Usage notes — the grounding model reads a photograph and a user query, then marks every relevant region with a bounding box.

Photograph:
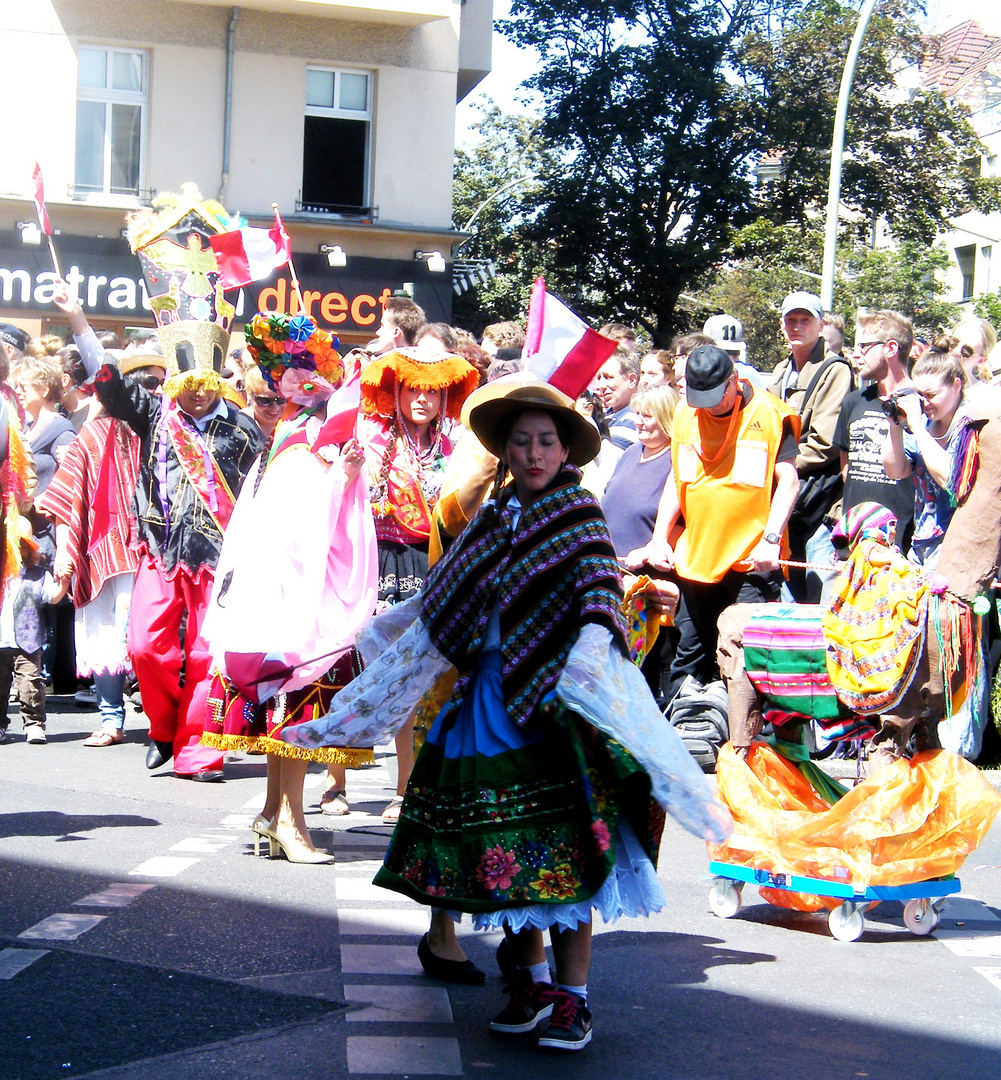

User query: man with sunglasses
[832,311,916,550]
[769,291,855,603]
[951,318,998,405]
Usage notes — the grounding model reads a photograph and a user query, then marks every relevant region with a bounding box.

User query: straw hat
[361,348,479,421]
[109,348,166,376]
[466,378,601,466]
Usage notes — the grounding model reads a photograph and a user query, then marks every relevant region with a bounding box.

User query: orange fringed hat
[361,348,479,421]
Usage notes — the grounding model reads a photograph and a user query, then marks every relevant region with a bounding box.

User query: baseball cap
[684,345,734,408]
[780,291,824,320]
[0,324,29,353]
[703,313,747,360]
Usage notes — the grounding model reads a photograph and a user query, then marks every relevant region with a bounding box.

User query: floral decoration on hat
[246,312,342,392]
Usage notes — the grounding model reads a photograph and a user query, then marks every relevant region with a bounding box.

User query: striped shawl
[421,470,627,728]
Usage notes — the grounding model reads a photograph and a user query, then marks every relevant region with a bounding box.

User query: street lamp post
[821,0,879,310]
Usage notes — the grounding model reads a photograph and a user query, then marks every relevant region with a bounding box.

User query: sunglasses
[953,344,976,359]
[855,339,886,354]
[133,374,164,391]
[253,394,285,408]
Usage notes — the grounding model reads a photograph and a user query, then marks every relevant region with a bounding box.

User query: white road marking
[73,883,155,907]
[338,909,431,936]
[129,856,201,877]
[345,984,453,1023]
[0,948,48,979]
[169,837,233,853]
[974,966,1001,991]
[340,944,424,976]
[337,877,417,904]
[18,913,106,941]
[346,1036,462,1075]
[219,813,258,828]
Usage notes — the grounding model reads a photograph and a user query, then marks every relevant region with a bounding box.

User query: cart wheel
[903,898,940,936]
[828,903,864,941]
[708,878,742,919]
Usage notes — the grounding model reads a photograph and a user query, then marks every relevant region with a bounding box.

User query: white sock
[557,982,587,1002]
[525,961,552,985]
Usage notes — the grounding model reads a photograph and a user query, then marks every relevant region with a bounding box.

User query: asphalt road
[2,697,1001,1080]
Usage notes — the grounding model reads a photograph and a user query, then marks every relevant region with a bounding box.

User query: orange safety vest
[671,384,799,584]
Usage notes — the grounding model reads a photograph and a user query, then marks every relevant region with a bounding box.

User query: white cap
[703,313,746,360]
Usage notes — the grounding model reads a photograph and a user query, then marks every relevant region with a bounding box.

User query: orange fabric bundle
[709,743,1001,910]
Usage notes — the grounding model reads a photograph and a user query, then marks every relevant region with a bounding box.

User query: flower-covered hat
[360,348,479,421]
[245,311,342,407]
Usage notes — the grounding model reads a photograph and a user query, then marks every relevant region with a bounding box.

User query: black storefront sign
[0,234,452,332]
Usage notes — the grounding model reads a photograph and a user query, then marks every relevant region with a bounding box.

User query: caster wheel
[903,898,940,936]
[828,903,865,941]
[708,878,742,919]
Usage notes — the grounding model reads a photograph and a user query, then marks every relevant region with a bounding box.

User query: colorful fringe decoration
[947,417,979,507]
[932,592,984,721]
[822,536,928,715]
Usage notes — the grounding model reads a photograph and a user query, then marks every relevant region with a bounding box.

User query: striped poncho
[421,469,627,729]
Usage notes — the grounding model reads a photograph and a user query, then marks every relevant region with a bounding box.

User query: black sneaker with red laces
[536,990,593,1051]
[489,970,559,1034]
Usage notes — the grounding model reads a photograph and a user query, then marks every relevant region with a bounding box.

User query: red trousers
[127,557,224,776]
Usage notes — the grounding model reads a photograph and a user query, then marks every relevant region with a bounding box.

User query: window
[955,244,976,301]
[75,46,146,197]
[301,67,372,214]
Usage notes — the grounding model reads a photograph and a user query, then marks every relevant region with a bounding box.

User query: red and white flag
[312,357,362,452]
[32,163,52,235]
[523,277,618,399]
[209,210,292,290]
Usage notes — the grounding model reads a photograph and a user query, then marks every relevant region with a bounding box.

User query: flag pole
[45,235,62,280]
[271,202,304,314]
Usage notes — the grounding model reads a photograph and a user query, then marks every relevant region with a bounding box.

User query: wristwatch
[762,532,781,545]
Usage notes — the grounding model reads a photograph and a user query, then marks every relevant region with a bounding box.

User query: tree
[742,0,1001,242]
[502,0,773,346]
[700,220,960,367]
[450,103,556,334]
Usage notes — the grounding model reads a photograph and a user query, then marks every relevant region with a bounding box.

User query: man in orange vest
[630,345,801,701]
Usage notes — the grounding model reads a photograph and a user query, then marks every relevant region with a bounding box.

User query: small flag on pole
[523,277,618,399]
[209,208,292,290]
[31,163,52,236]
[312,356,362,451]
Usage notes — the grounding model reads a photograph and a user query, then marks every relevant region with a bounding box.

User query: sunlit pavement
[2,697,1001,1080]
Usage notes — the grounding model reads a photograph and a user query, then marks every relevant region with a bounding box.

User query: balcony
[171,0,454,26]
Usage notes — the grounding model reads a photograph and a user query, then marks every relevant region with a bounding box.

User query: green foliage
[742,0,999,242]
[451,103,556,333]
[451,0,992,343]
[699,220,960,368]
[973,290,1001,330]
[500,0,771,345]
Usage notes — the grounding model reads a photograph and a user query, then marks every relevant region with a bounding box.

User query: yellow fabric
[428,427,499,564]
[671,389,798,583]
[162,368,225,400]
[710,743,1001,905]
[822,538,930,714]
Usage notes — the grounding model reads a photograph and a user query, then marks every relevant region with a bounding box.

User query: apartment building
[0,0,492,344]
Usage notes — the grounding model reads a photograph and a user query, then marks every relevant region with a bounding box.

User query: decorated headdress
[126,183,238,400]
[361,348,479,422]
[245,311,342,405]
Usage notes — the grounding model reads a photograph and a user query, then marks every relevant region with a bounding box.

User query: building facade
[0,0,492,344]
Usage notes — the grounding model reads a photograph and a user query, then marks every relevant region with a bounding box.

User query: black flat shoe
[145,740,174,769]
[496,936,518,980]
[177,769,225,783]
[418,932,486,985]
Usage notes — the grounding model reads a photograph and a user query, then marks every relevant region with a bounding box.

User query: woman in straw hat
[281,378,728,1052]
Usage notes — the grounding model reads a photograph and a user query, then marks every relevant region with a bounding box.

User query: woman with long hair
[883,338,975,571]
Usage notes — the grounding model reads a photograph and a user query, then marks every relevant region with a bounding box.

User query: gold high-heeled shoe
[270,822,335,864]
[252,814,275,857]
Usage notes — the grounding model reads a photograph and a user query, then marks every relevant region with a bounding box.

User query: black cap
[0,324,28,353]
[685,345,734,408]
